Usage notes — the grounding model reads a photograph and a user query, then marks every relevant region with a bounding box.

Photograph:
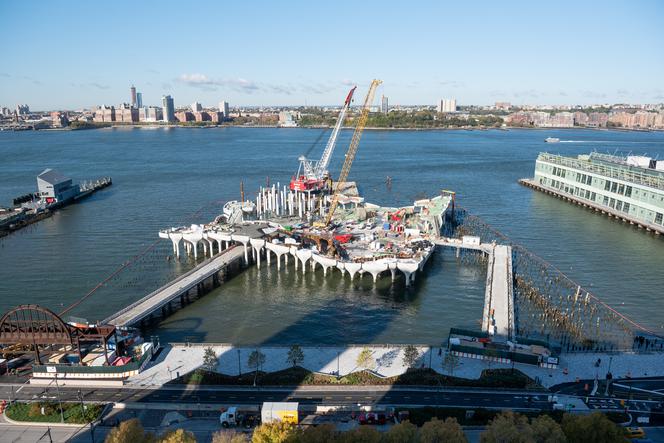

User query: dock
[103,245,244,327]
[481,245,515,341]
[519,178,664,236]
[435,238,515,341]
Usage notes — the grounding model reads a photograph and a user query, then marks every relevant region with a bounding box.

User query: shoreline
[2,124,662,133]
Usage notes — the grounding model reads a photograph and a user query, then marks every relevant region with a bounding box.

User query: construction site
[160,80,455,286]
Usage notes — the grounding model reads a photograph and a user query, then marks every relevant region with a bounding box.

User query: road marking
[364,396,372,400]
[345,396,352,400]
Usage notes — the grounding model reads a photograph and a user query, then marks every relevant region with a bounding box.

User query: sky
[1,0,663,110]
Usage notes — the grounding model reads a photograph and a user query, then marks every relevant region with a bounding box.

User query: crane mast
[314,86,356,179]
[324,79,382,226]
[290,86,356,192]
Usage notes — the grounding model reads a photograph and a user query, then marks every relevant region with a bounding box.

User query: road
[0,383,554,411]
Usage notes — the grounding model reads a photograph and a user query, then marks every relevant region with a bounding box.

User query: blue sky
[1,0,663,110]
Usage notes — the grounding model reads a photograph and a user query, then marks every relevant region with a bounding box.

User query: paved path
[104,247,243,326]
[482,245,514,340]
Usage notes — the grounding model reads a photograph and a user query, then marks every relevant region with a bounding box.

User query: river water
[1,127,663,344]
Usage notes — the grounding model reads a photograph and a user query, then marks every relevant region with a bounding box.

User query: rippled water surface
[1,127,663,344]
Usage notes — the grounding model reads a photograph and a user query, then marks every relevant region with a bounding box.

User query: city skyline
[1,1,663,109]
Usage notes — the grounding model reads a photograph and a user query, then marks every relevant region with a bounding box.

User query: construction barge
[0,169,112,237]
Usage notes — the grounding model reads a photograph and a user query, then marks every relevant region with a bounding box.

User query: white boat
[545,137,560,143]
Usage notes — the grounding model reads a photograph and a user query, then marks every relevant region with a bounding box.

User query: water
[1,127,663,344]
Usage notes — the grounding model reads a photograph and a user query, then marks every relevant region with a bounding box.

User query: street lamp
[53,377,64,424]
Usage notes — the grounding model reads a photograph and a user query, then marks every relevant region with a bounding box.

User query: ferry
[545,137,560,143]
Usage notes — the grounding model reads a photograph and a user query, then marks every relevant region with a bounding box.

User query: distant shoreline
[1,124,662,133]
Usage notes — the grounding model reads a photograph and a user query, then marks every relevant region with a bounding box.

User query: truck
[220,407,239,428]
[261,402,299,425]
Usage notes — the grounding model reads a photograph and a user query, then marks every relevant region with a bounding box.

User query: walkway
[482,245,515,341]
[104,246,244,327]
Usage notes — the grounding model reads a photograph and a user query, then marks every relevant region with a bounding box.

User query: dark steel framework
[0,304,116,365]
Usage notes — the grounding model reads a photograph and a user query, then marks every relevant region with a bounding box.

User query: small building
[37,169,79,203]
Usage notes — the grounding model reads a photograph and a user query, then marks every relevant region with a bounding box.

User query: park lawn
[6,402,103,424]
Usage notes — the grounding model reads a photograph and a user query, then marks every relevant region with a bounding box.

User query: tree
[286,345,304,368]
[203,347,218,372]
[248,349,266,386]
[356,347,374,371]
[402,345,420,369]
[251,421,298,443]
[159,429,196,443]
[531,415,566,443]
[561,412,623,443]
[297,424,338,443]
[384,420,418,443]
[443,352,460,376]
[212,430,249,443]
[105,418,154,443]
[337,426,381,443]
[480,411,534,443]
[420,417,467,443]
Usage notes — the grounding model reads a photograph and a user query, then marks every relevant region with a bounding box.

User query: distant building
[16,104,30,115]
[93,105,115,122]
[139,106,163,122]
[116,107,139,123]
[495,102,511,111]
[50,112,69,128]
[438,99,457,113]
[278,111,297,127]
[175,111,194,122]
[162,95,175,122]
[381,95,389,114]
[136,92,143,109]
[191,101,203,112]
[219,101,229,118]
[130,85,137,108]
[37,169,79,203]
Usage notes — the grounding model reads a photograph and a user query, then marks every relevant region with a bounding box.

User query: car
[623,427,646,439]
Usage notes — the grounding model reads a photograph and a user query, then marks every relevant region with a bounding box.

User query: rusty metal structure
[0,304,116,365]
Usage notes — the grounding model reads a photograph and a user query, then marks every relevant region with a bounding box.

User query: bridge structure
[103,246,244,327]
[434,238,515,341]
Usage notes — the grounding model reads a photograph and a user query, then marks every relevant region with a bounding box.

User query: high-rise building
[219,101,229,118]
[191,101,202,112]
[438,99,457,113]
[381,95,389,114]
[16,104,30,115]
[136,92,143,109]
[130,85,137,108]
[162,95,175,122]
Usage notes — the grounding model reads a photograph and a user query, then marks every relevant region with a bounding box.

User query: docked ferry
[525,152,664,234]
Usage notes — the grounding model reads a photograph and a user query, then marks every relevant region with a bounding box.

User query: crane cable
[59,203,214,317]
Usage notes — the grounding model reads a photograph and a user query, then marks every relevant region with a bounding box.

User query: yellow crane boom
[324,79,382,226]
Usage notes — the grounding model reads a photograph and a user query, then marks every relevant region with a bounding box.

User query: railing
[538,153,664,191]
[103,245,239,324]
[450,344,541,366]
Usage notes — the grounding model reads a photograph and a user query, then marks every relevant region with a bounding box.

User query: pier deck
[482,245,515,341]
[104,246,244,327]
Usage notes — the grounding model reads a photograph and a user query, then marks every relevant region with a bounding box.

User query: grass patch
[174,367,542,389]
[6,402,103,424]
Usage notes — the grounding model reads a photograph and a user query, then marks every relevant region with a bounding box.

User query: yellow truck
[261,402,299,425]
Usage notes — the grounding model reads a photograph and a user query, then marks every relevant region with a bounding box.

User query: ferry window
[656,213,663,225]
[616,201,623,211]
[561,169,566,178]
[609,198,615,208]
[586,176,592,186]
[625,186,632,197]
[576,173,581,182]
[591,192,596,201]
[603,196,609,205]
[611,182,618,193]
[618,184,624,195]
[623,203,630,213]
[604,181,611,191]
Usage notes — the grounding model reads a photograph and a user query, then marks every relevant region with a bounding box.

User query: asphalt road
[0,383,554,411]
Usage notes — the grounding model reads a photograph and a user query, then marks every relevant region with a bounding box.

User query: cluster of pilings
[450,208,661,352]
